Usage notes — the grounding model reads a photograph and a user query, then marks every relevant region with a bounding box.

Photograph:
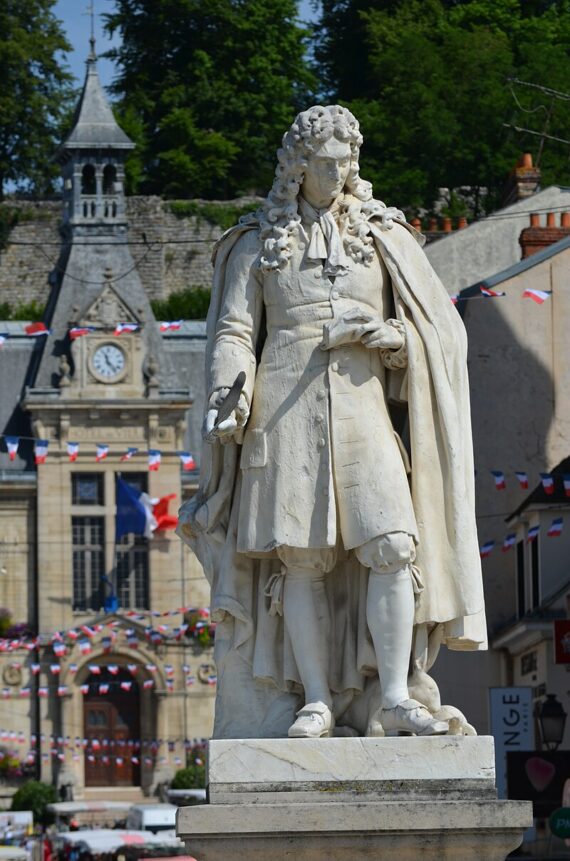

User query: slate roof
[62,55,133,151]
[507,455,570,522]
[0,329,39,471]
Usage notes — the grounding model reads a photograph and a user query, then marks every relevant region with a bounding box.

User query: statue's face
[301,137,352,208]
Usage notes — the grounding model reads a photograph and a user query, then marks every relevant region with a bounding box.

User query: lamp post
[537,694,567,751]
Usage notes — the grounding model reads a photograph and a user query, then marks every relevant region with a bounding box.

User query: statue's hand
[357,319,404,350]
[204,388,250,443]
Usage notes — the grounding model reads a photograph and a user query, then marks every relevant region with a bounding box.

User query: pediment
[79,284,139,329]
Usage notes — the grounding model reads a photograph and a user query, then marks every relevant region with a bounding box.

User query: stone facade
[0,196,262,310]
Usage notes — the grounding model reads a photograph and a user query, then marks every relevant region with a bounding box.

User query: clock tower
[21,38,203,794]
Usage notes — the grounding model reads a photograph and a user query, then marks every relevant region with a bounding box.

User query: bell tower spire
[57,20,134,240]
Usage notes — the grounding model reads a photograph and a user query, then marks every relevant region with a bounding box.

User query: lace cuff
[380,319,408,370]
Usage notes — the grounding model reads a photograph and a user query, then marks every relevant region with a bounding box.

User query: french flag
[548,517,564,537]
[108,665,119,675]
[69,327,96,340]
[57,686,68,697]
[80,685,89,695]
[116,478,157,540]
[88,664,101,675]
[96,444,109,462]
[153,494,178,531]
[120,447,138,461]
[540,473,555,495]
[563,474,570,498]
[143,679,154,690]
[50,664,61,675]
[502,533,517,552]
[79,639,92,656]
[515,471,529,489]
[98,684,110,695]
[480,287,506,298]
[148,449,161,471]
[159,321,182,332]
[5,437,19,461]
[179,451,196,471]
[120,681,132,692]
[523,289,551,304]
[34,439,49,464]
[527,525,540,542]
[25,322,50,337]
[491,470,506,490]
[480,540,495,558]
[114,322,139,336]
[67,441,79,462]
[38,687,48,698]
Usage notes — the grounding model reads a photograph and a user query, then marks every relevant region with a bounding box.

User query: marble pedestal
[177,737,532,861]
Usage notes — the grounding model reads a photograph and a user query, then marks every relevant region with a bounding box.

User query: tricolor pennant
[540,473,555,495]
[69,327,96,340]
[159,321,182,332]
[0,334,8,347]
[34,439,49,464]
[114,322,139,336]
[502,533,517,552]
[479,540,495,559]
[96,444,109,462]
[523,289,552,305]
[5,437,19,461]
[148,449,161,471]
[564,474,570,498]
[67,441,79,462]
[480,287,506,298]
[120,447,138,461]
[178,451,196,471]
[25,322,50,337]
[491,470,506,490]
[547,517,564,537]
[515,471,529,489]
[527,525,540,542]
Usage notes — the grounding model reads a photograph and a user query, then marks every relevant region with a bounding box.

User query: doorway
[83,669,140,787]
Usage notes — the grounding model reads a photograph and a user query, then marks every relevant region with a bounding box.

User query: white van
[125,804,178,833]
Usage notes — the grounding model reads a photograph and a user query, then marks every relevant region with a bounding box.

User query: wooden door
[84,669,141,786]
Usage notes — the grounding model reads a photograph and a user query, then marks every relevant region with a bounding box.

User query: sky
[53,0,318,90]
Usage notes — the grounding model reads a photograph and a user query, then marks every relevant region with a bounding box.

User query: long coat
[208,219,418,554]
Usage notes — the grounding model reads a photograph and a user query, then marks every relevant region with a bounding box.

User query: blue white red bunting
[502,533,517,552]
[69,326,96,340]
[114,322,139,336]
[5,436,19,461]
[523,289,552,304]
[491,470,506,490]
[120,447,138,461]
[527,525,540,542]
[515,471,528,489]
[34,439,48,464]
[96,443,109,462]
[548,517,564,537]
[25,322,50,337]
[148,449,161,471]
[540,473,555,494]
[159,321,182,332]
[67,441,79,461]
[178,451,196,471]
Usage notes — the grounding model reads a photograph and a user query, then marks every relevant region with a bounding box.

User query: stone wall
[0,196,262,310]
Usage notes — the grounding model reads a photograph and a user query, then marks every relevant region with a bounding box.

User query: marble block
[207,735,496,803]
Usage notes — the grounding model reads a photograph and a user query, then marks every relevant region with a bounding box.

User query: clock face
[91,343,126,381]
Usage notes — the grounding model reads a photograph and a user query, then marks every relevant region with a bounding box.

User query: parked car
[125,807,177,835]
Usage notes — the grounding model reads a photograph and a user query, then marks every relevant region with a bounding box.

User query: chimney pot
[562,212,570,228]
[458,216,468,230]
[428,217,438,232]
[410,217,422,231]
[547,212,556,227]
[442,216,452,233]
[521,153,533,169]
[530,213,540,227]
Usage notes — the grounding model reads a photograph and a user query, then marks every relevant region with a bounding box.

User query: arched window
[81,164,96,195]
[103,164,116,195]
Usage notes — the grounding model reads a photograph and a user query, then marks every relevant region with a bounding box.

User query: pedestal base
[176,737,532,861]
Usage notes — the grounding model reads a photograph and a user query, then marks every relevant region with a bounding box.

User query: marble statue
[178,105,487,740]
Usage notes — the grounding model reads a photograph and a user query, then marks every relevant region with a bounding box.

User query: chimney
[442,216,452,233]
[519,212,570,259]
[503,153,541,208]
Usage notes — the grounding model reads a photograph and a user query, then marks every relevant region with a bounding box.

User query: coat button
[317,438,326,449]
[316,414,324,423]
[330,362,339,372]
[316,391,326,401]
[331,289,339,300]
[314,270,321,279]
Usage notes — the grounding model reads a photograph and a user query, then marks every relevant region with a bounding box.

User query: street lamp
[537,694,567,751]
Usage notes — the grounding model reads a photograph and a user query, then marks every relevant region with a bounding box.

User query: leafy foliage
[171,756,206,789]
[0,1,74,197]
[104,0,316,197]
[0,300,45,322]
[151,287,211,321]
[11,780,57,824]
[167,200,258,231]
[315,0,570,213]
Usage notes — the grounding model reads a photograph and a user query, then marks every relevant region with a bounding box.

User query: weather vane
[84,0,96,59]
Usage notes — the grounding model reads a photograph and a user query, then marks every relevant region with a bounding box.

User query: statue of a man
[178,105,486,740]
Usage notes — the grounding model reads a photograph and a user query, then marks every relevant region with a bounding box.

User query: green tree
[11,780,57,825]
[104,0,316,198]
[315,0,570,213]
[0,1,74,197]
